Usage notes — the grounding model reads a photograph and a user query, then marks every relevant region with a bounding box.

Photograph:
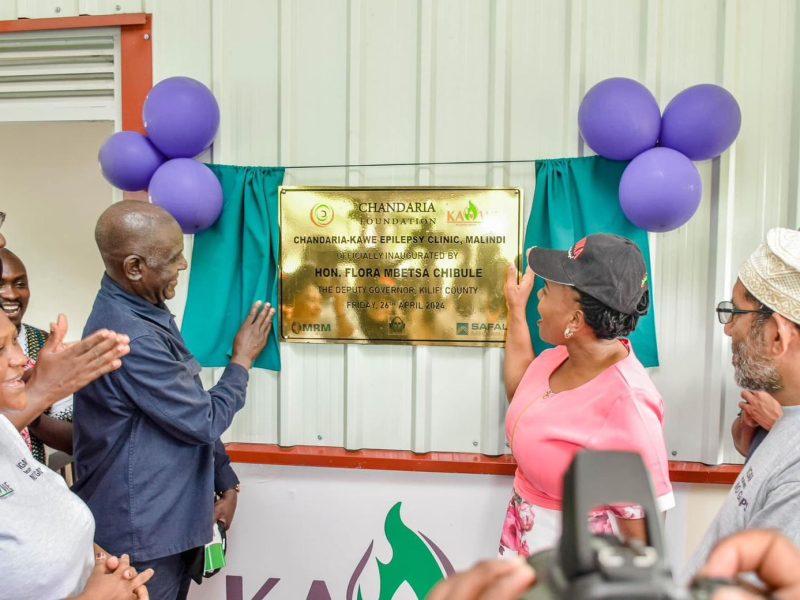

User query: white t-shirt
[0,414,95,599]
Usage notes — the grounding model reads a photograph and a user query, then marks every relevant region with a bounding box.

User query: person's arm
[428,557,535,600]
[27,414,72,454]
[591,393,674,538]
[698,529,800,599]
[72,553,153,600]
[115,302,274,445]
[740,390,783,431]
[213,439,239,530]
[115,336,248,445]
[614,516,647,543]
[228,301,276,370]
[731,411,758,457]
[504,265,536,400]
[2,315,129,430]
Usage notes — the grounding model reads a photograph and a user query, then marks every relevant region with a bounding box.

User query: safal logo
[347,502,454,600]
[456,323,469,335]
[311,203,334,227]
[447,200,482,225]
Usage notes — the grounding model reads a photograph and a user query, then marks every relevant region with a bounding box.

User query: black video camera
[519,451,756,600]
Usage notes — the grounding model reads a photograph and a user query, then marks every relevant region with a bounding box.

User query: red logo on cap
[568,238,587,260]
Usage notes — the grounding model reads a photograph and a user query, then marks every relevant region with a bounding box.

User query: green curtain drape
[182,164,285,371]
[524,156,659,367]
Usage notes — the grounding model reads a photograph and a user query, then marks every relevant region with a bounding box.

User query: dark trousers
[133,547,202,600]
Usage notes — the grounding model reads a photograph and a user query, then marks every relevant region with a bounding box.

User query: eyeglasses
[716,300,774,324]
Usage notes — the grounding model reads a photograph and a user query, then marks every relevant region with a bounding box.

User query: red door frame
[0,13,152,133]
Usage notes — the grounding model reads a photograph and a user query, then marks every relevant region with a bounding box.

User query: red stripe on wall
[0,14,146,32]
[225,443,741,484]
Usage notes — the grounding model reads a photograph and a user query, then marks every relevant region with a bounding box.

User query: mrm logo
[447,200,483,225]
[290,321,332,334]
[224,502,454,599]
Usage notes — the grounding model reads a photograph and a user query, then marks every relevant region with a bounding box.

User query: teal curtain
[524,156,659,367]
[182,164,285,371]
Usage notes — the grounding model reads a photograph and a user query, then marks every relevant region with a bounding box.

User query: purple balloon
[660,84,741,160]
[98,131,165,191]
[148,159,223,234]
[619,148,702,233]
[143,77,220,158]
[578,78,661,161]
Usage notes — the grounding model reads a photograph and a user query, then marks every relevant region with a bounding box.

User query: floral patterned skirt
[498,491,644,558]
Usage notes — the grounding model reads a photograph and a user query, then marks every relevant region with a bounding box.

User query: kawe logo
[224,502,454,600]
[347,502,455,600]
[446,200,482,225]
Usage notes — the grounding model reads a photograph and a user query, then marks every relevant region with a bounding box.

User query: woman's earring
[564,327,574,339]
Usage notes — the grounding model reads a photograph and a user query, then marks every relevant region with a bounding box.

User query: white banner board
[189,463,512,600]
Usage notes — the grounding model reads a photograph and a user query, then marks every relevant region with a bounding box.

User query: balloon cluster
[98,77,224,234]
[579,78,741,232]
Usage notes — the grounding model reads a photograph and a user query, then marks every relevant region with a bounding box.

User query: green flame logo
[351,502,452,600]
[464,200,479,222]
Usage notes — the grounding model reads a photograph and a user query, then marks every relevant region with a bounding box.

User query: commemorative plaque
[279,187,522,346]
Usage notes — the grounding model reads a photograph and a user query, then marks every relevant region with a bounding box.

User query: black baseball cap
[527,234,649,314]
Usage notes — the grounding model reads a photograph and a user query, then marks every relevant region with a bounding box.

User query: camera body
[519,452,741,600]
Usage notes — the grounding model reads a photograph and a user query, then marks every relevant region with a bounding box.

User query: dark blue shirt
[746,426,769,462]
[73,275,248,561]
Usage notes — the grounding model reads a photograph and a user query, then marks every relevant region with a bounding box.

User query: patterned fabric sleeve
[23,324,73,464]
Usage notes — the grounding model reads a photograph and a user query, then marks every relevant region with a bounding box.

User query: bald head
[95,201,187,304]
[95,201,181,267]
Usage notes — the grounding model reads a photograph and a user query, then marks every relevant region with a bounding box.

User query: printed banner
[188,464,511,600]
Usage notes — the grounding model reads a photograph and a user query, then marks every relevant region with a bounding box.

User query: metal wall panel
[78,0,143,15]
[16,0,79,19]
[137,0,800,463]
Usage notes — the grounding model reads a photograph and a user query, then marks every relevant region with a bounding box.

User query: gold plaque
[279,187,522,347]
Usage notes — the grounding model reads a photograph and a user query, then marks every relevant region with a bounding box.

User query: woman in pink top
[500,234,673,557]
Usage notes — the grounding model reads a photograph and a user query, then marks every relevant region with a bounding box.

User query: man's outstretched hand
[231,302,276,370]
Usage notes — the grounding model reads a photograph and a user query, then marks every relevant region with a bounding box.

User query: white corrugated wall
[5,0,797,464]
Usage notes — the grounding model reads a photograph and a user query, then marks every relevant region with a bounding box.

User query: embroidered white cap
[739,227,800,324]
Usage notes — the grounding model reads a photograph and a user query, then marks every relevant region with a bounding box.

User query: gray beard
[732,330,782,392]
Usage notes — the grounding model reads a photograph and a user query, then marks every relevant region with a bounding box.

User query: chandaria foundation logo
[311,203,335,227]
[346,502,455,600]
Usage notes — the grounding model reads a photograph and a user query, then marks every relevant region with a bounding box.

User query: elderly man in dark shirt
[73,201,275,600]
